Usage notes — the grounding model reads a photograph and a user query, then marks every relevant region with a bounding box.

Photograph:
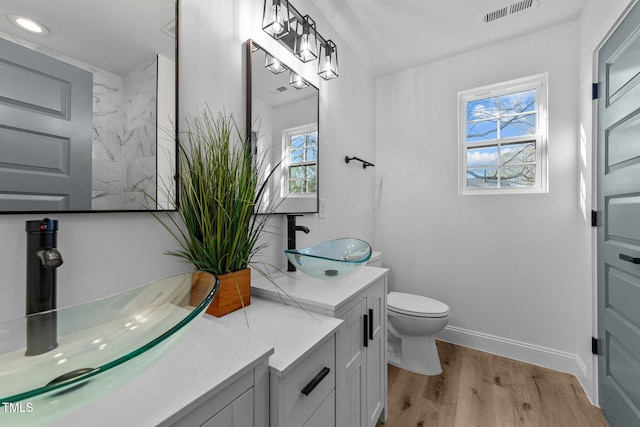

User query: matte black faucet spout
[25,218,63,356]
[287,214,310,272]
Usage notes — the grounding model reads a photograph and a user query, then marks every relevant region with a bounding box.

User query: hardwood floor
[379,341,608,427]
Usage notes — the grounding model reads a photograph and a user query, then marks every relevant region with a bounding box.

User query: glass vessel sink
[0,272,218,406]
[285,238,372,279]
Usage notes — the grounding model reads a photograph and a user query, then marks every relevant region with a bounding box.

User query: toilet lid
[387,292,450,318]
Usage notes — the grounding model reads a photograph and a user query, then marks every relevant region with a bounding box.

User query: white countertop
[4,269,385,426]
[33,317,273,427]
[251,266,389,317]
[206,297,343,377]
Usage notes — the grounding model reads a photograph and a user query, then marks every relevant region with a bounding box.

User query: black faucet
[25,218,63,356]
[287,214,310,272]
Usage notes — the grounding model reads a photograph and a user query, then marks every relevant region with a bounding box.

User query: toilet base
[387,333,442,376]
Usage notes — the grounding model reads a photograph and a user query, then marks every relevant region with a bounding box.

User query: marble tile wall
[93,55,158,210]
[92,70,125,210]
[122,57,158,210]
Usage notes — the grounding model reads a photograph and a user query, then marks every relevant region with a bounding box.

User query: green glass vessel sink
[285,238,372,279]
[0,272,218,405]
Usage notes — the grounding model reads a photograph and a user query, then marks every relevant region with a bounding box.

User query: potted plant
[154,106,277,317]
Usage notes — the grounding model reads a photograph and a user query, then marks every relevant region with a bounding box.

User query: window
[458,73,548,195]
[283,124,317,195]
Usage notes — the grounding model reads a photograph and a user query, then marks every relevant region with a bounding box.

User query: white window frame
[281,123,318,198]
[458,73,548,195]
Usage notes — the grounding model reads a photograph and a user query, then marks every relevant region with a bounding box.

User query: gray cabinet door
[0,37,92,211]
[597,2,640,426]
[338,298,367,427]
[365,280,386,427]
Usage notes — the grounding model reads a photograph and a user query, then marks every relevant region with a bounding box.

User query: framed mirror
[247,39,319,214]
[0,0,177,213]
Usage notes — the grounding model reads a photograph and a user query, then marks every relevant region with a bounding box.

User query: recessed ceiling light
[7,14,50,36]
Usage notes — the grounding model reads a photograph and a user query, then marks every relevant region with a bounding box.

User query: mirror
[0,0,177,212]
[247,39,319,214]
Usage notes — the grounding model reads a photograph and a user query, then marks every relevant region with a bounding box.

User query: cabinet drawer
[201,387,253,427]
[303,389,335,427]
[272,335,336,427]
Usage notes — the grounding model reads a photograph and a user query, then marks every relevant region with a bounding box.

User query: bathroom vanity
[45,318,273,427]
[209,298,343,427]
[15,268,386,427]
[252,266,389,427]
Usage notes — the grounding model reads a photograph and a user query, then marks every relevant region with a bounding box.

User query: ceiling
[0,0,175,76]
[311,0,588,77]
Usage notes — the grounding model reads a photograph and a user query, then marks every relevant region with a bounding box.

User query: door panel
[0,58,70,118]
[606,266,640,331]
[606,195,640,242]
[0,37,92,211]
[606,26,640,104]
[606,110,640,171]
[597,2,640,426]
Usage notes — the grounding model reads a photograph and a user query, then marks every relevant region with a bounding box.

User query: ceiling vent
[482,0,540,24]
[268,86,288,95]
[161,20,176,38]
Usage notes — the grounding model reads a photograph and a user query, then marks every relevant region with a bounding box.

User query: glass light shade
[294,15,318,63]
[262,0,290,39]
[318,40,339,80]
[289,72,309,90]
[265,53,287,74]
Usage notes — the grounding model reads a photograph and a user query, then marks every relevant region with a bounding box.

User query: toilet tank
[367,251,382,267]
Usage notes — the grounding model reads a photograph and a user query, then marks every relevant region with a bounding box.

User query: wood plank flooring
[378,341,608,427]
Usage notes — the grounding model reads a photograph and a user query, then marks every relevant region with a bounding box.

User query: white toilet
[367,252,451,376]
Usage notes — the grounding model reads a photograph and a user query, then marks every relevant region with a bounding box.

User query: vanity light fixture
[289,71,309,90]
[318,40,338,80]
[8,14,50,36]
[294,15,318,62]
[262,0,291,39]
[262,0,338,80]
[265,53,287,74]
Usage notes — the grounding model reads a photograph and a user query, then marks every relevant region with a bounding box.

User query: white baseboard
[436,325,593,401]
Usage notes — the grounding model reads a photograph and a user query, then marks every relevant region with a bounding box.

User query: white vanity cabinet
[209,297,343,427]
[333,275,386,427]
[201,388,253,427]
[168,363,268,427]
[270,334,336,427]
[53,319,273,427]
[252,267,389,427]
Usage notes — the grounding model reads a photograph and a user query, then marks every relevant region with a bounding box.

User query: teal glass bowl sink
[0,272,218,405]
[285,238,372,279]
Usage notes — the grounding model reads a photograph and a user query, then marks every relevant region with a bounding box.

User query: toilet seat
[387,292,450,318]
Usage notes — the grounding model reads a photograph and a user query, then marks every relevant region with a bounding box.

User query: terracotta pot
[206,268,251,317]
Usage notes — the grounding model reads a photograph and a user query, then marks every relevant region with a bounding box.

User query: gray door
[0,37,92,211]
[597,2,640,426]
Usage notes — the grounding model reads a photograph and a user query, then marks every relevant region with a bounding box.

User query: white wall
[0,0,375,317]
[375,19,590,388]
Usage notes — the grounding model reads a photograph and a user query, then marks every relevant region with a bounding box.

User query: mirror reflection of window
[284,125,318,195]
[248,40,319,213]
